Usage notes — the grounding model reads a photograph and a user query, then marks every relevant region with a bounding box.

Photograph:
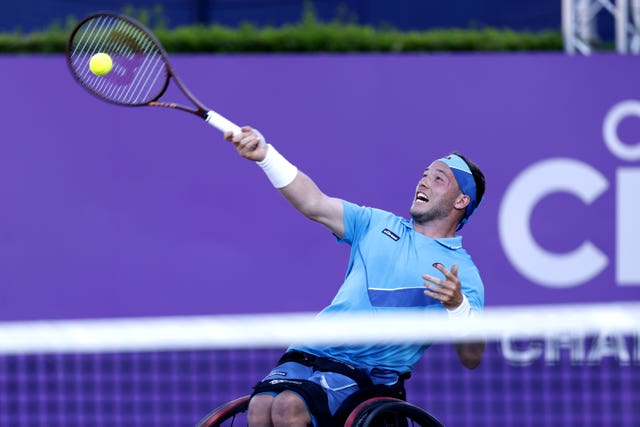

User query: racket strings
[68,15,169,105]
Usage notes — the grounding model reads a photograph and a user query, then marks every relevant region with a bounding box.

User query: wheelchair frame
[196,395,444,427]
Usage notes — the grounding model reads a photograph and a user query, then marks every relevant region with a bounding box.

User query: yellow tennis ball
[89,52,113,76]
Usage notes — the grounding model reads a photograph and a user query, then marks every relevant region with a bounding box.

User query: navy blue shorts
[253,351,406,425]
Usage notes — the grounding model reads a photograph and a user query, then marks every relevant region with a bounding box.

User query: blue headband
[438,154,478,230]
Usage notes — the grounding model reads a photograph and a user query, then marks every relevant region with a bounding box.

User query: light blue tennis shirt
[291,200,484,374]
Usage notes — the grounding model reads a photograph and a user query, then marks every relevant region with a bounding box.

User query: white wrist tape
[257,144,298,188]
[446,294,472,319]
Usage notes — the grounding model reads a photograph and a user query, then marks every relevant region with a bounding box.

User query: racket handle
[205,110,242,135]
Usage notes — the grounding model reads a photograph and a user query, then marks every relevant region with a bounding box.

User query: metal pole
[562,0,577,54]
[616,0,629,53]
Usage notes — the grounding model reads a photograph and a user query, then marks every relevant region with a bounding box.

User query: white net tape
[1,301,638,354]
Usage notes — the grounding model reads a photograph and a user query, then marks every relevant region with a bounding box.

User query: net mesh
[1,304,639,426]
[66,14,168,105]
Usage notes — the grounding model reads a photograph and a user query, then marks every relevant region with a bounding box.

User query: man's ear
[455,194,470,211]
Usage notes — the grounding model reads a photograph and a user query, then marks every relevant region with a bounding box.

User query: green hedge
[0,6,563,53]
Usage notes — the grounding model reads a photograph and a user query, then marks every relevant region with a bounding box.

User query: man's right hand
[224,126,268,162]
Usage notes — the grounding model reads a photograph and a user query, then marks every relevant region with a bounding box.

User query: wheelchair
[196,394,444,427]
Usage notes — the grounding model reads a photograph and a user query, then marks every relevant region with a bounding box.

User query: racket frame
[65,12,240,134]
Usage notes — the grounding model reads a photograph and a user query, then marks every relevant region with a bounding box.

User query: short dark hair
[452,151,485,207]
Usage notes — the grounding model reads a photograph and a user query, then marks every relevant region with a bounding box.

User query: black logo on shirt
[382,228,400,241]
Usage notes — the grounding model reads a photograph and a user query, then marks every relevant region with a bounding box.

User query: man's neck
[412,219,458,239]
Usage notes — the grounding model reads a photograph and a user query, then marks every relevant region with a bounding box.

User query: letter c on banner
[499,158,609,287]
[603,100,640,161]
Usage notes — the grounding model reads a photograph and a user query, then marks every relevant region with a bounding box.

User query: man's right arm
[278,169,345,239]
[226,127,345,239]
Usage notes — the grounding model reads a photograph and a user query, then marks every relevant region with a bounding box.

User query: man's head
[410,152,485,231]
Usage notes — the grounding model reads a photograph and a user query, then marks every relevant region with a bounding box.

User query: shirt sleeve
[458,264,484,312]
[338,200,373,246]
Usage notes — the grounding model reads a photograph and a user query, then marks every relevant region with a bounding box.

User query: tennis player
[225,127,486,427]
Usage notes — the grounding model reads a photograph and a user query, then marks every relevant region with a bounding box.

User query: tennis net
[1,302,639,426]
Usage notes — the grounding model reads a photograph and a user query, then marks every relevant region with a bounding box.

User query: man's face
[409,160,462,224]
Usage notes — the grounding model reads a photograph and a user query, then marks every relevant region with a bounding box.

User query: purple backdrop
[1,53,639,321]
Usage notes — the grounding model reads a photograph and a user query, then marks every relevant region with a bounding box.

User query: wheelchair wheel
[195,395,250,427]
[344,397,445,427]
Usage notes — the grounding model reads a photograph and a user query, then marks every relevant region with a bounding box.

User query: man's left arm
[422,263,486,369]
[453,341,486,369]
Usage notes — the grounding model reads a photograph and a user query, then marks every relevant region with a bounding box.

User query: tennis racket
[65,12,241,135]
